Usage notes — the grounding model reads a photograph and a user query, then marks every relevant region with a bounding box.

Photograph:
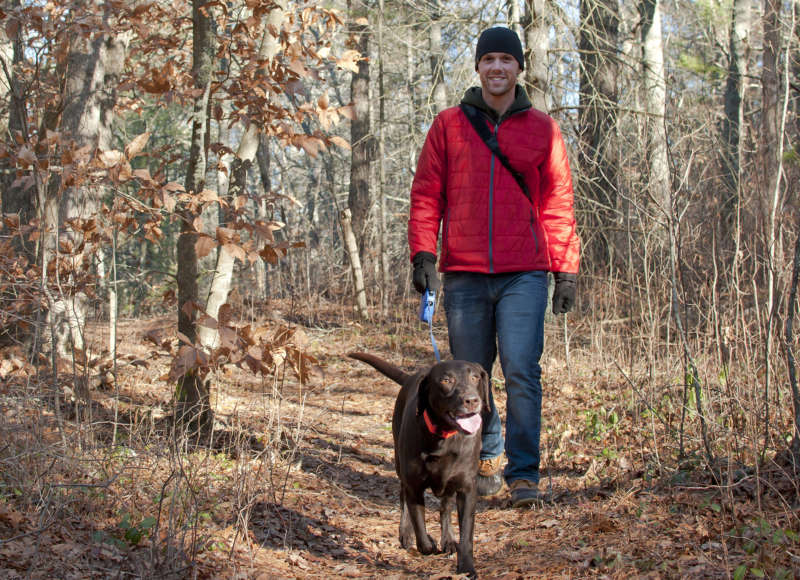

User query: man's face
[477,52,520,98]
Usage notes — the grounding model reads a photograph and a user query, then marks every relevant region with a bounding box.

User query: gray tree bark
[640,0,670,212]
[429,0,447,115]
[720,0,752,233]
[345,0,371,317]
[49,7,128,361]
[347,0,372,253]
[523,0,549,112]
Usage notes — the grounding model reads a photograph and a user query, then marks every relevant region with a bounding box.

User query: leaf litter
[0,300,798,579]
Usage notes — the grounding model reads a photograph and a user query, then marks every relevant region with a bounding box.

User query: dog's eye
[470,374,480,383]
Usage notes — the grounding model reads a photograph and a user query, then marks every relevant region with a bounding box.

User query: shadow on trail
[248,501,412,575]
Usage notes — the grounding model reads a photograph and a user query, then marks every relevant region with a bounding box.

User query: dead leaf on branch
[328,135,350,150]
[338,105,356,120]
[198,189,225,205]
[336,50,362,73]
[163,181,185,192]
[196,312,218,330]
[132,168,152,182]
[216,227,239,245]
[167,345,208,382]
[222,243,247,263]
[160,190,176,212]
[99,149,125,168]
[218,303,234,326]
[293,134,325,157]
[252,220,284,241]
[195,234,217,259]
[289,57,307,77]
[124,132,151,159]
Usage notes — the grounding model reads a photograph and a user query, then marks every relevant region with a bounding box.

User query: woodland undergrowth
[1,289,799,579]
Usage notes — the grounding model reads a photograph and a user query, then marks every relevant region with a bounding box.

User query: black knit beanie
[475,27,524,71]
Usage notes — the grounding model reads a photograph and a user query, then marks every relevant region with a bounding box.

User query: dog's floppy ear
[478,367,491,416]
[416,372,430,416]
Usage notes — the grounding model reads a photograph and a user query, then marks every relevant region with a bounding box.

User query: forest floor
[1,299,799,579]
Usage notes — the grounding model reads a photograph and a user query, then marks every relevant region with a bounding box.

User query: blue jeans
[443,271,548,484]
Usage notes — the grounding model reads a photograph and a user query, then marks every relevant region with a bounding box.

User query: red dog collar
[423,409,457,439]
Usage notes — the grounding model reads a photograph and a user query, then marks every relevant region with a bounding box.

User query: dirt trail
[184,316,733,579]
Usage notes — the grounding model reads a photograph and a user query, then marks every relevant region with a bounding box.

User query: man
[408,26,580,508]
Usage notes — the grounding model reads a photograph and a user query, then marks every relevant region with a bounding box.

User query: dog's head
[417,360,490,435]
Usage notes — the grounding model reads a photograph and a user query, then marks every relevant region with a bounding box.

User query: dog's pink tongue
[457,414,482,434]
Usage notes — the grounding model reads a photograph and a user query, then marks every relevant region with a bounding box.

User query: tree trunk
[0,6,32,259]
[523,0,550,112]
[49,9,128,362]
[787,232,800,458]
[640,0,670,212]
[377,0,389,312]
[340,208,368,319]
[175,0,215,435]
[759,0,783,459]
[347,0,372,255]
[578,0,620,272]
[254,133,272,300]
[429,0,447,115]
[719,0,751,235]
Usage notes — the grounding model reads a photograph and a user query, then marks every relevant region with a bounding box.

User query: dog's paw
[456,563,477,579]
[399,532,414,550]
[417,534,437,555]
[441,536,458,554]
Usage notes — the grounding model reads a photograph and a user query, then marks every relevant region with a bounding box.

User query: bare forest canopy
[0,0,799,577]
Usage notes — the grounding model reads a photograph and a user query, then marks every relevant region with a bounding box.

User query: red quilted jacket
[408,87,580,275]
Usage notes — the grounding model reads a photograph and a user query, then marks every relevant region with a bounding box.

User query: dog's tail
[348,352,412,386]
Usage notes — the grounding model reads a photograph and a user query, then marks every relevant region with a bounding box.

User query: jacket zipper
[488,122,499,273]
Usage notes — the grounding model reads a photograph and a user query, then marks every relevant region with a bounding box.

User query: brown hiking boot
[509,479,541,508]
[477,455,504,496]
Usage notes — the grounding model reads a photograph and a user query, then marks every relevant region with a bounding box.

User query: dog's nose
[463,394,481,412]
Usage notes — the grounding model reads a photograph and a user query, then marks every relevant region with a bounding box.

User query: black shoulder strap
[459,103,531,202]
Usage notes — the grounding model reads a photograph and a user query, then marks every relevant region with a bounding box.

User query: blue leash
[418,288,441,362]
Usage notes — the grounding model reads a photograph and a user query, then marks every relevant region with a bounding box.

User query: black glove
[412,251,441,294]
[552,272,576,314]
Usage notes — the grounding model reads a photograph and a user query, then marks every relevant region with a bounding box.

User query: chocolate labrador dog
[348,352,490,579]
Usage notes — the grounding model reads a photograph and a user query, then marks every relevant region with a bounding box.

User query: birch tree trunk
[197,1,286,350]
[340,209,368,318]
